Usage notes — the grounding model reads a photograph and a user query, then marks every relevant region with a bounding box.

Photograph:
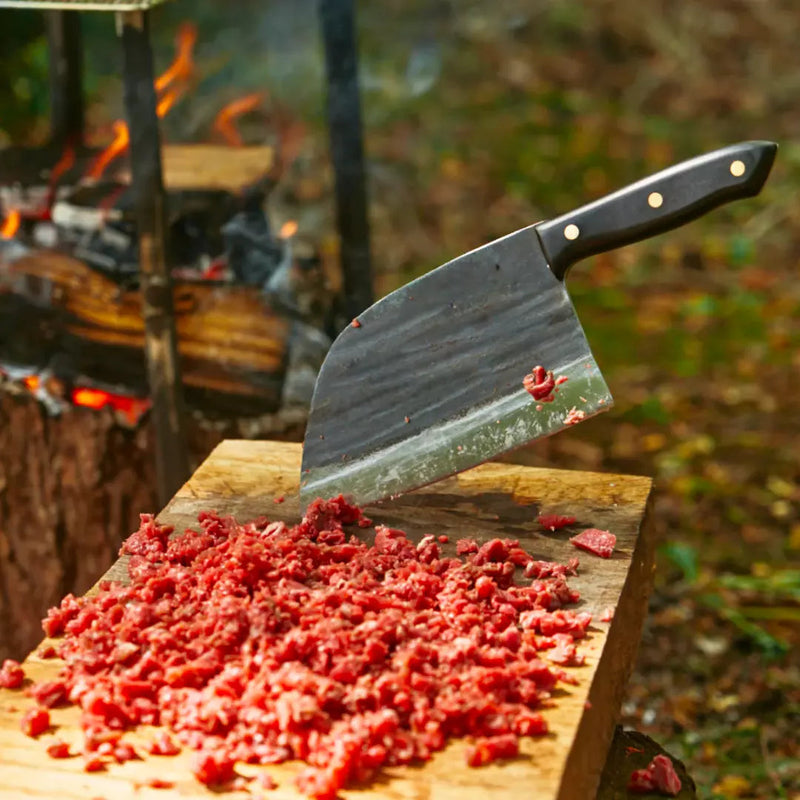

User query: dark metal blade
[300,224,612,506]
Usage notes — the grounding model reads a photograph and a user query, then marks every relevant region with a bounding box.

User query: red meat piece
[120,514,174,557]
[21,707,50,737]
[473,538,516,565]
[83,755,106,772]
[569,528,616,558]
[28,679,68,708]
[144,779,174,789]
[148,731,181,756]
[113,741,139,762]
[465,733,519,766]
[0,658,25,689]
[41,593,82,637]
[524,558,579,579]
[628,754,682,796]
[456,538,479,555]
[193,750,236,785]
[46,739,72,758]
[523,366,556,401]
[537,514,576,532]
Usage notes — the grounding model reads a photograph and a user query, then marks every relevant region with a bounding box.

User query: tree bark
[0,391,157,660]
[0,388,305,660]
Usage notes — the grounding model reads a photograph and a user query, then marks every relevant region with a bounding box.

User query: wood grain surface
[0,440,656,800]
[3,250,290,404]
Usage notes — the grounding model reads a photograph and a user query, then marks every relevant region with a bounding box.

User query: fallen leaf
[711,774,751,797]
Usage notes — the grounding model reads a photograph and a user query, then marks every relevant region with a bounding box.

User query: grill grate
[0,0,171,10]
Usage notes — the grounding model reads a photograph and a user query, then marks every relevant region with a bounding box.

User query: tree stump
[0,388,305,660]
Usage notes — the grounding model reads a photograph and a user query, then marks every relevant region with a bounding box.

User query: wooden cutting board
[0,440,655,800]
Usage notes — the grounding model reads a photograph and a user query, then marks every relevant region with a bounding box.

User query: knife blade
[300,140,777,507]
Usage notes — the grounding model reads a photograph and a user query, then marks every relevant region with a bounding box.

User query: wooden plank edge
[556,484,657,799]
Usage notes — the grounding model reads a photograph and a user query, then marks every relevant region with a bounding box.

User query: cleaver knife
[300,140,777,507]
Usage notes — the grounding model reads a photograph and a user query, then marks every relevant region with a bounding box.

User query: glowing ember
[0,209,21,239]
[85,120,131,181]
[279,219,298,239]
[213,92,266,147]
[13,373,150,426]
[71,387,151,426]
[154,22,197,93]
[71,387,113,409]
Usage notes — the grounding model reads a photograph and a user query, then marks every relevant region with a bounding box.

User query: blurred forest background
[0,0,798,797]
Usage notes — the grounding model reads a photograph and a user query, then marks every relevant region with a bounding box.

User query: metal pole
[118,9,190,506]
[318,0,373,320]
[46,10,84,148]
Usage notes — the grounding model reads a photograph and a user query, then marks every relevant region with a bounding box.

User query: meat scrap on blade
[628,754,682,796]
[24,500,599,799]
[523,366,567,402]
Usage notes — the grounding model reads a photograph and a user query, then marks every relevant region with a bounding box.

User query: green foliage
[660,541,699,584]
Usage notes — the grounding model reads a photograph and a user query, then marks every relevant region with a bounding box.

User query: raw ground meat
[563,407,586,426]
[569,528,617,558]
[28,499,593,799]
[628,754,682,795]
[0,658,25,689]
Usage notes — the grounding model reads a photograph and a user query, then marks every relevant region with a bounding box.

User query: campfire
[0,22,335,425]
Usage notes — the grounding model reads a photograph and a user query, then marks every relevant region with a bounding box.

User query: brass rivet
[730,160,746,177]
[564,224,580,240]
[648,192,663,209]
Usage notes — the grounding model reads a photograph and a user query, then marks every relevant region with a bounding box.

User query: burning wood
[0,21,328,423]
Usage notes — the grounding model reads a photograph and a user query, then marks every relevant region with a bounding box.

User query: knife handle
[535,140,777,281]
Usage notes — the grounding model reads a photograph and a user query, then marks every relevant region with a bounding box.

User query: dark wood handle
[536,140,777,280]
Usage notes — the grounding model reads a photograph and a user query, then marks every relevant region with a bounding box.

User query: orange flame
[23,374,39,391]
[84,23,196,182]
[213,92,266,147]
[0,210,21,239]
[155,22,197,94]
[156,89,180,118]
[86,120,131,181]
[50,144,76,188]
[279,220,298,239]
